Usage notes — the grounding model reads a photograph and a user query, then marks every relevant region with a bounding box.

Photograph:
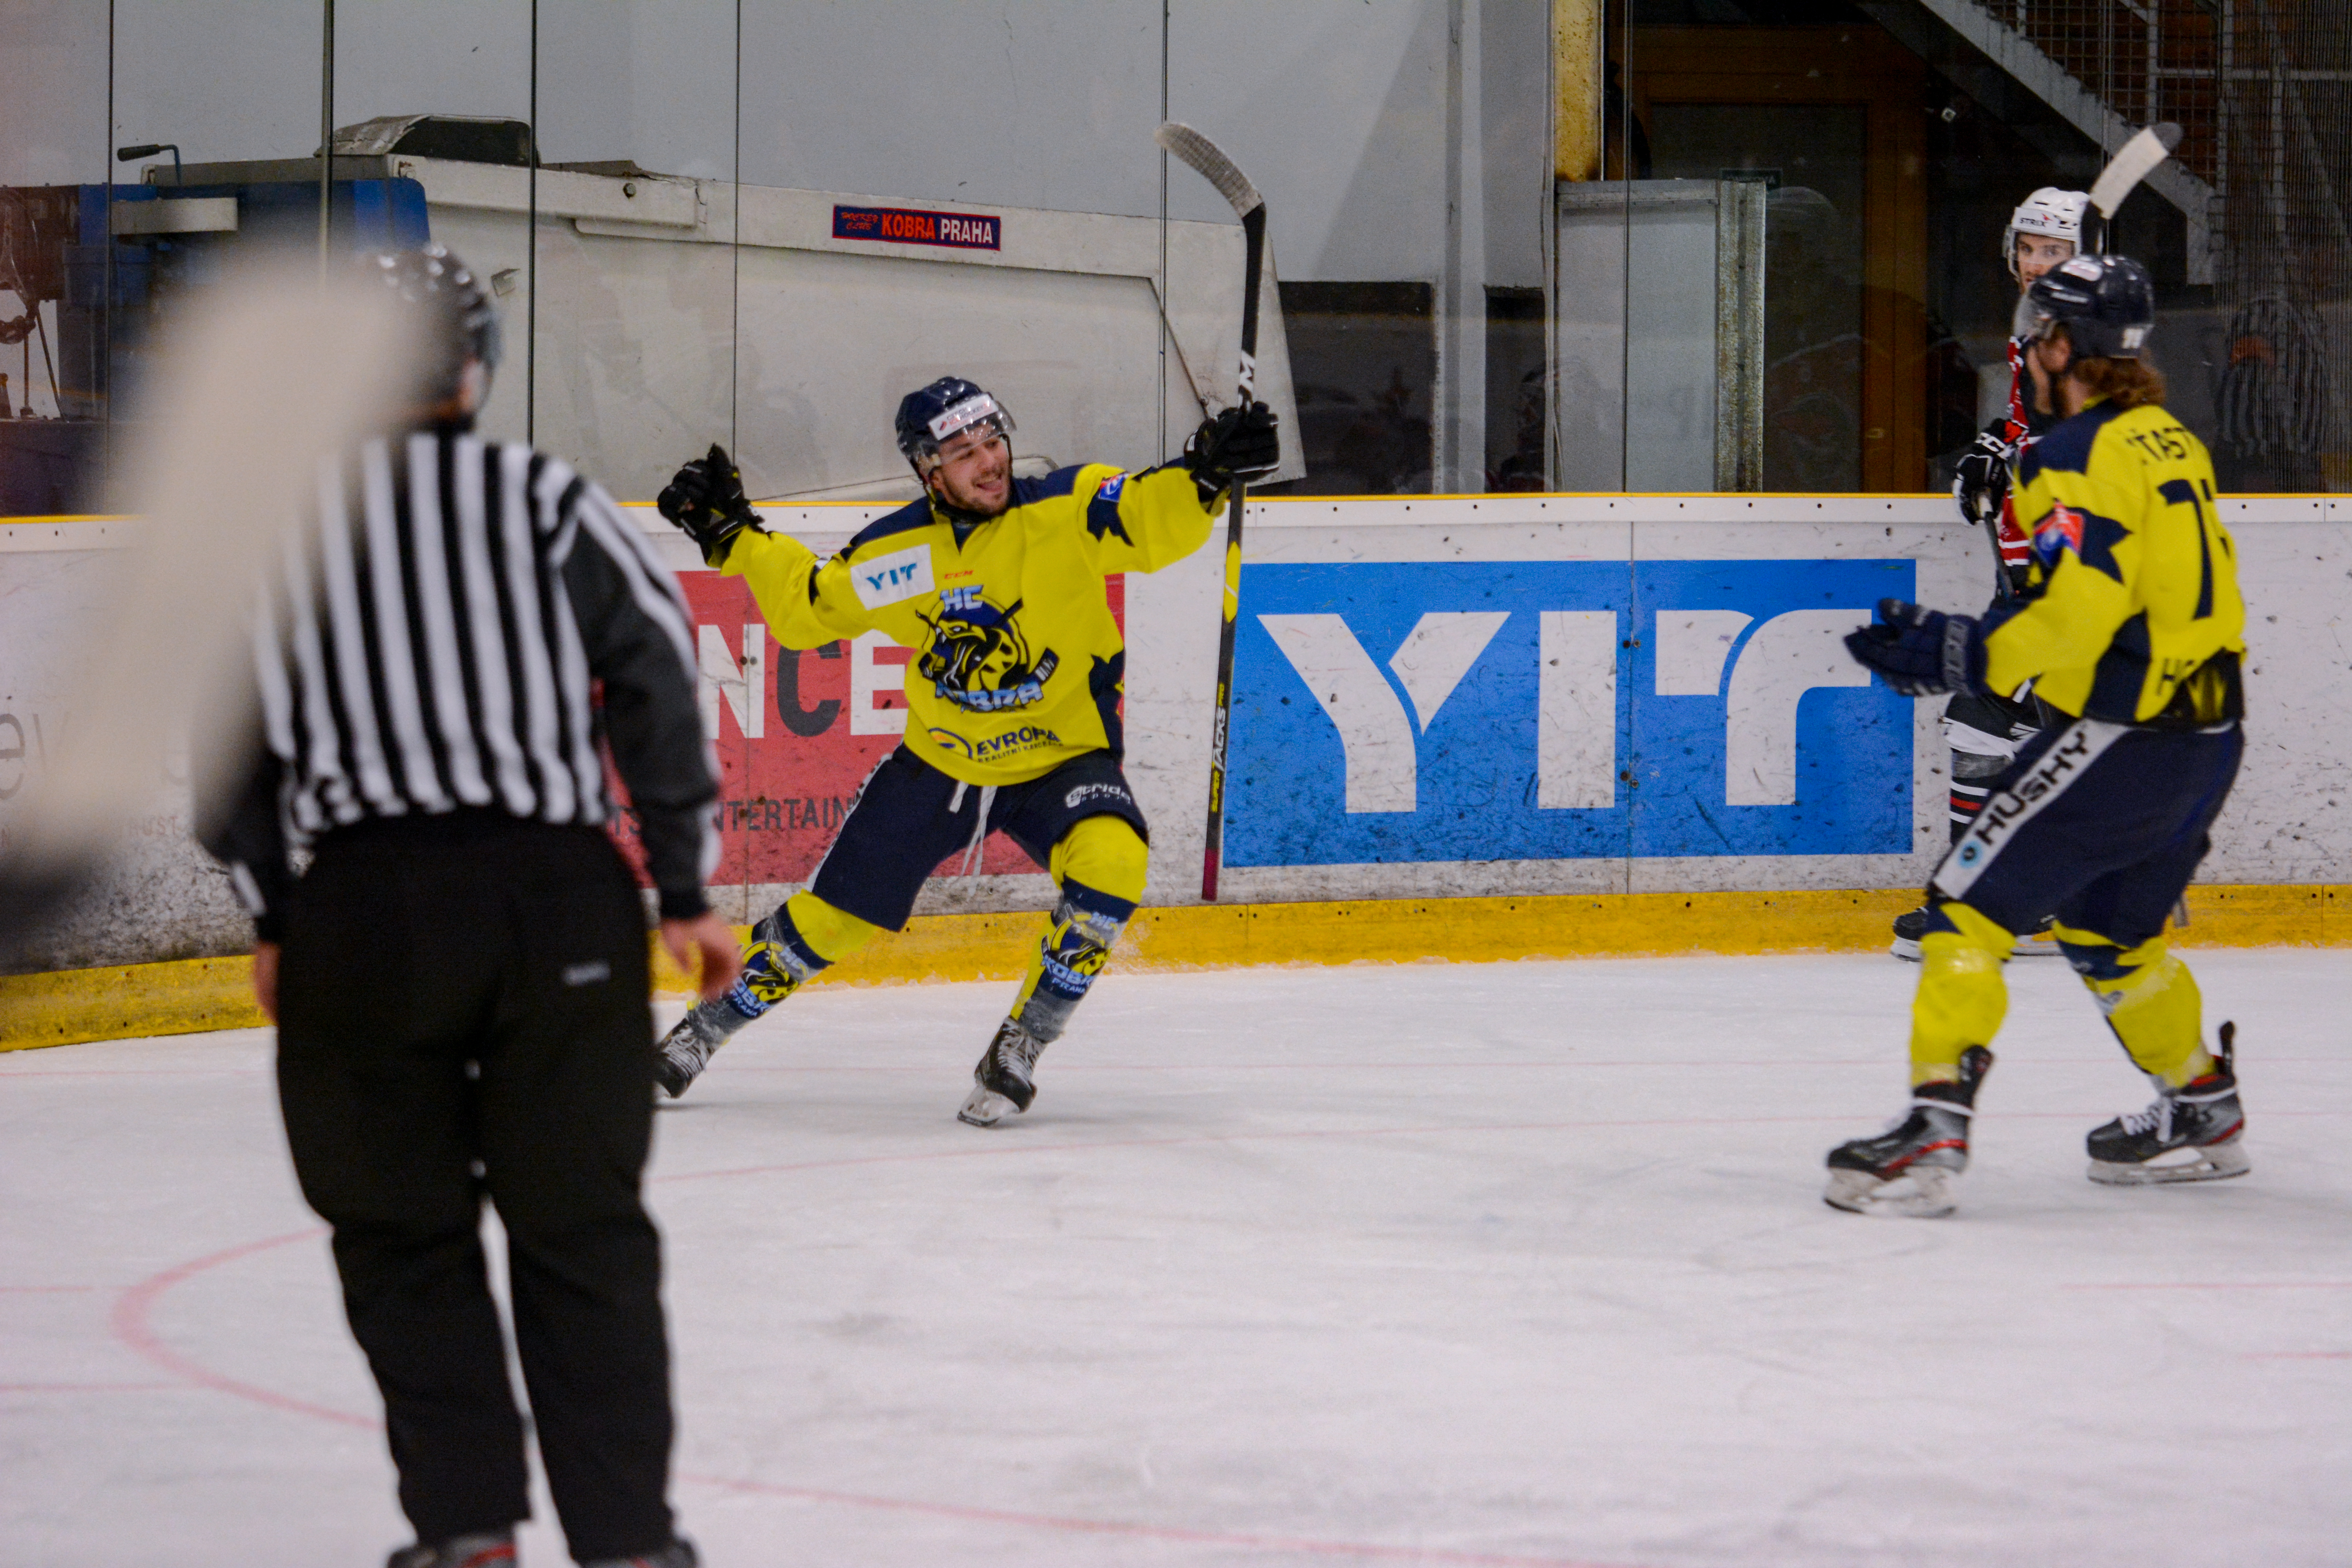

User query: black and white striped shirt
[203,426,720,936]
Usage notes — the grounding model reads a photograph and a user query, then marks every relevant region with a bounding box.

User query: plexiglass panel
[730,3,1178,502]
[1171,0,1513,496]
[530,2,739,504]
[330,2,534,443]
[0,0,2344,946]
[0,0,112,508]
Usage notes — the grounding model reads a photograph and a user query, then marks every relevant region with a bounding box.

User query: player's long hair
[2056,327,2169,410]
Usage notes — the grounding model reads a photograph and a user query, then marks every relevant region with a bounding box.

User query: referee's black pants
[274,813,675,1560]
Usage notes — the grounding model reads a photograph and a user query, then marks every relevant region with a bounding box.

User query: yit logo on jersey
[1224,558,1916,866]
[2034,503,2087,568]
[852,543,936,609]
[919,586,1060,713]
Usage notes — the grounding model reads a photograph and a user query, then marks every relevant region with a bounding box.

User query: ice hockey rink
[3,947,2347,1568]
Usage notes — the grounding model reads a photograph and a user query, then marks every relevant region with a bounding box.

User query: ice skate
[1824,1046,1993,1217]
[1889,905,1928,960]
[1893,908,2055,962]
[654,1003,737,1098]
[957,1018,1048,1126]
[655,912,804,1098]
[386,1533,515,1568]
[2088,1022,2248,1185]
[2011,915,2061,958]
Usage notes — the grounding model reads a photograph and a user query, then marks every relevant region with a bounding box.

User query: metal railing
[1999,0,2351,300]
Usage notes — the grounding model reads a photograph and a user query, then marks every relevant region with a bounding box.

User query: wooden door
[1625,26,1929,493]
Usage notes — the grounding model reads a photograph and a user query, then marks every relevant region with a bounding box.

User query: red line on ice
[0,1284,99,1292]
[2063,1281,2352,1291]
[666,1054,2343,1073]
[654,1112,1878,1187]
[109,1144,1671,1566]
[110,1225,372,1429]
[0,1066,267,1076]
[681,1470,1650,1566]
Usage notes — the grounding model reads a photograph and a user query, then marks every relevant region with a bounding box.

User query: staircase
[1887,0,2350,483]
[1907,0,2230,281]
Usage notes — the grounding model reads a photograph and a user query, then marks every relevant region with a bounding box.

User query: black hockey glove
[1951,429,2009,526]
[1183,400,1281,504]
[657,442,764,566]
[1845,599,1986,699]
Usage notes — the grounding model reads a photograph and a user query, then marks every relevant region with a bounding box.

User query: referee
[198,246,737,1568]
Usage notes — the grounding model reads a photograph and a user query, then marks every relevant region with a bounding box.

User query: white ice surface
[3,950,2348,1568]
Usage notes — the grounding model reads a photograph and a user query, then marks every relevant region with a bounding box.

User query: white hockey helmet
[2003,188,2091,276]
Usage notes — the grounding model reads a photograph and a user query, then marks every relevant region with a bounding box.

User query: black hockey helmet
[894,376,1014,474]
[2023,252,2156,360]
[361,243,503,406]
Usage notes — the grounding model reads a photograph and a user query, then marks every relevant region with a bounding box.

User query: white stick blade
[2087,123,2180,218]
[1156,122,1264,218]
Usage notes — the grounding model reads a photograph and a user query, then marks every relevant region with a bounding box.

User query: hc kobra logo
[920,586,1058,714]
[832,204,1002,250]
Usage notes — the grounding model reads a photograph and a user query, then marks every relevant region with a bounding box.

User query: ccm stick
[1987,121,2183,577]
[2012,120,2181,344]
[1157,121,1266,902]
[2085,121,2182,254]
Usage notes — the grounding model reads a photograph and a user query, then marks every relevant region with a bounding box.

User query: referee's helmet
[361,244,503,408]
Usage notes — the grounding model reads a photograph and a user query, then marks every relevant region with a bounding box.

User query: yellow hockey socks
[1908,901,2014,1086]
[1006,817,1148,1042]
[784,891,881,964]
[2051,927,2213,1087]
[1046,814,1150,905]
[728,892,879,1018]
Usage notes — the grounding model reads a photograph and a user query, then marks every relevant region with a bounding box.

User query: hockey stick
[2012,120,2183,345]
[0,256,411,964]
[1157,121,1265,903]
[2013,120,2183,345]
[1983,120,2184,580]
[2084,121,2181,253]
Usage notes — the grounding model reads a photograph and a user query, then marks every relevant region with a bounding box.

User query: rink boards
[1,493,2348,997]
[631,491,2352,915]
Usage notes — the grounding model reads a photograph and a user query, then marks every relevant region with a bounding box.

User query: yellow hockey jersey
[722,463,1218,784]
[1990,399,2246,726]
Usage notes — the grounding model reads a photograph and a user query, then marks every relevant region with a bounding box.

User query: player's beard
[928,447,1011,517]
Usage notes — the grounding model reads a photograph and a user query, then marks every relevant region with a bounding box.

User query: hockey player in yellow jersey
[1828,254,2250,1215]
[652,377,1279,1124]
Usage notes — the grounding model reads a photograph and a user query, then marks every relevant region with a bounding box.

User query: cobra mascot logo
[920,586,1059,713]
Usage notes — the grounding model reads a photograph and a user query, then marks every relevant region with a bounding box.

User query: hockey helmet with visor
[2002,187,2089,277]
[895,376,1015,475]
[2021,252,2156,360]
[361,243,502,408]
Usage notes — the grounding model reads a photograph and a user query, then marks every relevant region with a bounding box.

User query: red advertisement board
[610,564,1123,897]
